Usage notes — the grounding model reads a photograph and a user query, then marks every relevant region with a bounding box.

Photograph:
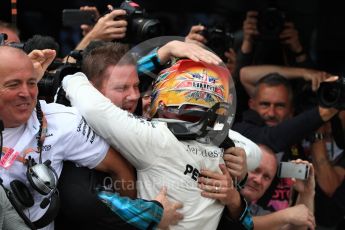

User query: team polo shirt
[0,101,109,230]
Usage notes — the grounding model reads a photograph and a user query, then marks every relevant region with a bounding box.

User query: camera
[277,162,310,181]
[257,7,286,40]
[38,63,79,98]
[318,77,345,109]
[201,25,234,61]
[38,50,82,105]
[119,0,162,44]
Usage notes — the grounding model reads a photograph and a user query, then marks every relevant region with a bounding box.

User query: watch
[314,132,325,141]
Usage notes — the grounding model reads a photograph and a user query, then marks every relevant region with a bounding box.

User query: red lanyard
[1,112,47,165]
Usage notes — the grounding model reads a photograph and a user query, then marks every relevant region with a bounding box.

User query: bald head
[0,46,33,72]
[241,144,278,202]
[0,45,28,58]
[0,46,38,128]
[259,144,278,172]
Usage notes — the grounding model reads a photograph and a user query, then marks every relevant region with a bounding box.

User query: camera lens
[130,18,161,43]
[202,26,234,62]
[318,82,341,107]
[140,19,161,39]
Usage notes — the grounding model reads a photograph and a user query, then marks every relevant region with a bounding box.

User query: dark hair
[23,35,60,54]
[254,72,293,102]
[81,42,136,89]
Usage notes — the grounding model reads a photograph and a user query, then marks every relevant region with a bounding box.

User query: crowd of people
[0,2,345,230]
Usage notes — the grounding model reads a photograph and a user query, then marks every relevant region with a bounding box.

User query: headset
[0,156,60,230]
[0,177,60,230]
[26,157,59,209]
[0,102,60,229]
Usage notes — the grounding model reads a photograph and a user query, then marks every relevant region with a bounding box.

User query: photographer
[234,9,320,122]
[74,5,127,51]
[185,24,237,75]
[236,9,313,69]
[71,1,161,52]
[237,64,338,153]
[201,145,316,229]
[232,66,339,214]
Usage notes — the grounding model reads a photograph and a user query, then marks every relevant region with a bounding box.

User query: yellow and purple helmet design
[150,59,233,117]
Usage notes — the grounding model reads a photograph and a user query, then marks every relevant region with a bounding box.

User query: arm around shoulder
[95,146,137,198]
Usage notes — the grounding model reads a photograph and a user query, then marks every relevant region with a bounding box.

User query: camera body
[39,64,80,99]
[318,77,345,110]
[257,7,286,40]
[201,25,234,61]
[38,50,82,105]
[119,0,161,44]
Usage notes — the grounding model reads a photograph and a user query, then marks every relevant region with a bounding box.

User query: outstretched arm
[157,40,222,65]
[280,160,316,230]
[251,160,316,230]
[240,65,331,97]
[75,7,127,51]
[95,146,137,198]
[311,127,345,196]
[63,72,168,169]
[293,160,315,211]
[253,204,315,230]
[98,186,183,229]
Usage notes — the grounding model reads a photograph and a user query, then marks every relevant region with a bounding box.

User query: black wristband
[237,173,248,190]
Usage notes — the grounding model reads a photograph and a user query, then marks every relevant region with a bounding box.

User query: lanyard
[1,112,47,166]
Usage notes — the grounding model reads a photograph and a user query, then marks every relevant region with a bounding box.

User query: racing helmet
[150,59,235,120]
